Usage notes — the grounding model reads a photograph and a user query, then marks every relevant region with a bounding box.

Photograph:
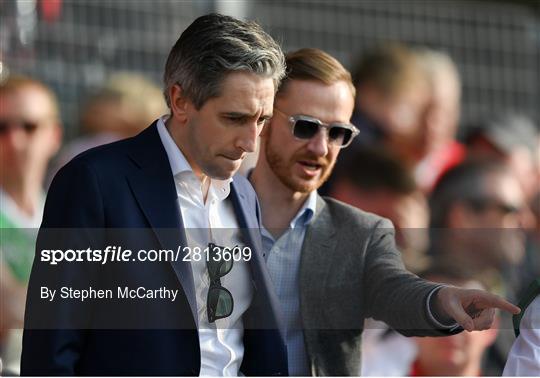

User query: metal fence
[1,0,538,137]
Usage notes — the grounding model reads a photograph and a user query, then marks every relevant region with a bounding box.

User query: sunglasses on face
[206,242,234,323]
[274,108,359,148]
[0,119,39,135]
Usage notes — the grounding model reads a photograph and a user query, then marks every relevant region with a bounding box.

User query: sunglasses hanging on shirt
[206,242,235,323]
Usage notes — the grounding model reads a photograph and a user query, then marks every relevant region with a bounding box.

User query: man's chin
[204,165,238,180]
[285,177,320,194]
[211,171,237,180]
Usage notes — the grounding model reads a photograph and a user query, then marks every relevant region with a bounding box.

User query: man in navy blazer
[22,14,287,375]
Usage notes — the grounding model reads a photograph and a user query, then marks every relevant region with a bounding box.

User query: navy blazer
[22,123,288,376]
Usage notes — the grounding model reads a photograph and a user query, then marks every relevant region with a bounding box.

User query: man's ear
[169,84,189,124]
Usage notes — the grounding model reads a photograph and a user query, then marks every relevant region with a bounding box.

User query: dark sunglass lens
[207,258,233,279]
[293,119,319,139]
[207,244,234,279]
[218,259,233,277]
[207,287,233,322]
[341,130,352,146]
[215,289,233,317]
[328,127,352,145]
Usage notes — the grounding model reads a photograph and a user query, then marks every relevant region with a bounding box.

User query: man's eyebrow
[221,112,250,118]
[221,112,272,119]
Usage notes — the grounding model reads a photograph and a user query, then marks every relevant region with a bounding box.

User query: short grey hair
[163,13,286,109]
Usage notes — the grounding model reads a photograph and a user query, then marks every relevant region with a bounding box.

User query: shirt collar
[156,116,232,200]
[289,190,317,228]
[157,116,192,176]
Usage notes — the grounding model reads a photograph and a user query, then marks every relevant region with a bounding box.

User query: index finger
[476,292,521,314]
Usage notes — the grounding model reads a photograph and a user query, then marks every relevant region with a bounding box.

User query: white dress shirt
[503,295,540,376]
[157,117,253,376]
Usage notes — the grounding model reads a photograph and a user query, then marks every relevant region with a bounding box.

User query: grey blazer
[299,195,454,376]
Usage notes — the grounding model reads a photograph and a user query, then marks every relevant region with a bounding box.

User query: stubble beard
[264,136,335,194]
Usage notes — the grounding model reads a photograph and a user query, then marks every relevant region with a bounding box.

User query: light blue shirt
[262,191,317,376]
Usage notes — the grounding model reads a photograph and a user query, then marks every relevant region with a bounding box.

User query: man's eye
[226,117,244,124]
[257,118,268,126]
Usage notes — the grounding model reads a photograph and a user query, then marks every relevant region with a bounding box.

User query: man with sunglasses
[22,14,288,376]
[0,75,62,232]
[428,158,530,374]
[249,48,520,376]
[0,75,62,374]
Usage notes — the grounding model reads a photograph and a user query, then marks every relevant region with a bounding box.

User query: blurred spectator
[429,159,526,273]
[361,261,498,376]
[329,147,429,272]
[333,44,465,194]
[413,48,465,192]
[0,74,62,375]
[412,263,498,376]
[49,72,167,177]
[331,148,430,376]
[465,113,539,214]
[414,48,461,157]
[464,115,540,299]
[429,158,528,374]
[350,43,431,155]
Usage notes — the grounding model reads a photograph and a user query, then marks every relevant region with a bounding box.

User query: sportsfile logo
[40,245,252,265]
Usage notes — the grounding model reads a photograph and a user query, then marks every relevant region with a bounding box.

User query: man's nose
[236,121,260,153]
[306,129,329,157]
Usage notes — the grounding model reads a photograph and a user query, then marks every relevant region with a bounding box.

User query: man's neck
[250,164,311,239]
[200,175,211,203]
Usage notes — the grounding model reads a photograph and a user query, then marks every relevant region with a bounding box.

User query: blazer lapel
[300,195,337,304]
[229,184,264,257]
[300,195,337,373]
[229,183,286,336]
[126,124,198,325]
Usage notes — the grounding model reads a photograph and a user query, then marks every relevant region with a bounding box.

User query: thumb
[445,293,474,332]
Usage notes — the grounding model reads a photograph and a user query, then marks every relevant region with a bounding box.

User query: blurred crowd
[0,72,167,375]
[1,42,539,376]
